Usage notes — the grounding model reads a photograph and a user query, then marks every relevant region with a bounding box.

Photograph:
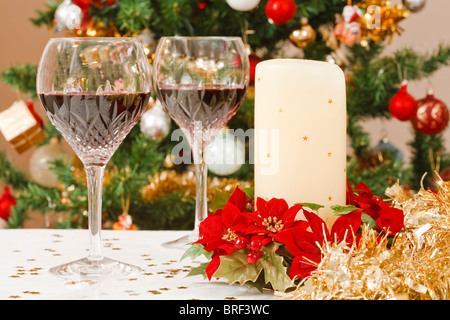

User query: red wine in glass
[157,84,246,143]
[38,92,149,166]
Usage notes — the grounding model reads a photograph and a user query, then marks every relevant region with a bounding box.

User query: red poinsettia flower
[243,197,307,240]
[330,210,363,245]
[276,209,363,280]
[348,181,390,221]
[194,187,252,279]
[348,180,405,237]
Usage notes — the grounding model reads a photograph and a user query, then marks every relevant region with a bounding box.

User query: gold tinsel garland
[141,170,252,205]
[282,175,450,300]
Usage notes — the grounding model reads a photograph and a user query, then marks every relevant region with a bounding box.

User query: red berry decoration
[246,251,259,264]
[389,80,417,121]
[234,236,247,250]
[250,238,262,251]
[265,0,297,25]
[246,250,264,264]
[411,89,449,135]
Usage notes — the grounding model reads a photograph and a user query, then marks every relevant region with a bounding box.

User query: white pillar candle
[254,59,347,222]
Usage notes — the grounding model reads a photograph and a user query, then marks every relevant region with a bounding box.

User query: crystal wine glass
[37,37,152,279]
[153,37,249,247]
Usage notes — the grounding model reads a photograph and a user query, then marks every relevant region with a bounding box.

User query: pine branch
[1,64,38,99]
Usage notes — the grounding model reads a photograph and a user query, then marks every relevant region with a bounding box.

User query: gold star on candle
[328,99,333,104]
[328,152,332,157]
[303,136,308,141]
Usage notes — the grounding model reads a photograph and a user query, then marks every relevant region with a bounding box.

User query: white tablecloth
[0,229,277,300]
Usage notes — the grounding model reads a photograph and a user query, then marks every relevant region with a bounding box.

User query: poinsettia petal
[346,179,355,204]
[198,215,224,239]
[303,210,330,244]
[289,252,321,279]
[274,229,303,256]
[376,207,405,236]
[221,202,243,227]
[256,197,268,215]
[266,198,289,219]
[330,209,362,244]
[355,181,373,196]
[228,186,248,212]
[244,224,267,235]
[206,256,221,280]
[282,204,303,227]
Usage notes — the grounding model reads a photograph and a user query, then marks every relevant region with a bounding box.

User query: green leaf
[258,243,294,292]
[213,243,294,293]
[180,243,213,261]
[242,187,254,200]
[214,250,263,286]
[361,212,378,229]
[186,262,209,279]
[331,205,360,216]
[298,202,324,211]
[210,190,231,212]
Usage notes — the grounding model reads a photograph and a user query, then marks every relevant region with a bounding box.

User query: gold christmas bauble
[290,18,316,49]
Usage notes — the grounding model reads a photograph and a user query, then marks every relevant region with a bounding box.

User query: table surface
[0,229,277,300]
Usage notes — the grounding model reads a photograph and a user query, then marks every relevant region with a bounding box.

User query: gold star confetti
[328,152,332,157]
[303,136,308,141]
[328,99,333,104]
[147,290,162,295]
[328,196,333,201]
[267,153,270,158]
[279,108,283,113]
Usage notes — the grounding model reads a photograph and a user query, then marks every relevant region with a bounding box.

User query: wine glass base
[49,257,142,280]
[161,231,198,249]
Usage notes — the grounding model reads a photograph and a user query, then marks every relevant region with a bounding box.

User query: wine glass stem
[193,144,210,236]
[85,165,105,261]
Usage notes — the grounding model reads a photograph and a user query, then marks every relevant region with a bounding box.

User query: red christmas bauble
[389,80,417,121]
[411,89,449,135]
[0,187,16,221]
[249,54,262,86]
[265,0,296,25]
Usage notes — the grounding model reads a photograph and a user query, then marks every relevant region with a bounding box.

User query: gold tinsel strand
[282,175,450,300]
[141,170,252,207]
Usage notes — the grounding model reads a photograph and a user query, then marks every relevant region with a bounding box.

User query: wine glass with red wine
[37,37,152,279]
[153,37,249,247]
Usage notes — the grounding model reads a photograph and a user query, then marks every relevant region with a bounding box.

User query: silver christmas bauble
[140,100,171,140]
[208,131,245,176]
[402,0,426,12]
[54,0,83,31]
[29,139,65,188]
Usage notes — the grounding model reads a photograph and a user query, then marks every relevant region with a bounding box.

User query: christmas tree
[1,0,449,230]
